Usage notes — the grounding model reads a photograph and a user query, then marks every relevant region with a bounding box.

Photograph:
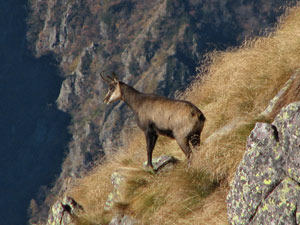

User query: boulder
[227,102,300,224]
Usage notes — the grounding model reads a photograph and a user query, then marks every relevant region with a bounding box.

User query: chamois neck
[120,82,142,111]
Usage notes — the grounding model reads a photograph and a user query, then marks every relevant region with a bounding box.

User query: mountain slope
[27,0,299,223]
[63,4,300,225]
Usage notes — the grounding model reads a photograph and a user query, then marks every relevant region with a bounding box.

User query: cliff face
[26,0,297,223]
[0,1,72,224]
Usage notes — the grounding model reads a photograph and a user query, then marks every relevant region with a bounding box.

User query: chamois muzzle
[101,71,121,104]
[103,93,110,104]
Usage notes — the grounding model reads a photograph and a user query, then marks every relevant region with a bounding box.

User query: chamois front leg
[144,130,158,168]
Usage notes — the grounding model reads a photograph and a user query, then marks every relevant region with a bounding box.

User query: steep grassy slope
[67,5,300,225]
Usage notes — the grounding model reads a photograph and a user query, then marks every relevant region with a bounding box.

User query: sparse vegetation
[68,5,300,225]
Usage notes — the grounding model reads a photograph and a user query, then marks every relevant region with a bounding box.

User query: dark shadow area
[0,1,71,224]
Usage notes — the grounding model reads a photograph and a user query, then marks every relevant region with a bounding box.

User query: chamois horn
[100,71,114,83]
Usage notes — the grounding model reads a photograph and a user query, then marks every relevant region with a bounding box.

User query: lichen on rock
[109,214,137,225]
[227,101,300,224]
[273,102,300,184]
[105,172,126,211]
[249,177,300,225]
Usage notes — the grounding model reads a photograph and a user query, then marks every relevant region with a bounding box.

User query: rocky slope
[26,0,298,223]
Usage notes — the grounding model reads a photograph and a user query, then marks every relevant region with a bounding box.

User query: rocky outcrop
[261,69,300,119]
[47,196,83,225]
[227,101,300,224]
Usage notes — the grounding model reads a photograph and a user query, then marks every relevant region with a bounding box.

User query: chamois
[101,72,205,168]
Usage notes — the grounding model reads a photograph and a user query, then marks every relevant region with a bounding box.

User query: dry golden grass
[69,5,300,225]
[187,5,300,184]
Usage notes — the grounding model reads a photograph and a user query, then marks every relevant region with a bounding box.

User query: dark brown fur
[102,74,205,168]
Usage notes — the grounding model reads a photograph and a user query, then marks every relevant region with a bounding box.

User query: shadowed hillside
[0,1,71,224]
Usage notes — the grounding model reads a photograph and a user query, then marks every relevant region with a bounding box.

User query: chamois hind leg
[190,123,204,147]
[190,133,200,147]
[144,130,158,168]
[175,136,192,166]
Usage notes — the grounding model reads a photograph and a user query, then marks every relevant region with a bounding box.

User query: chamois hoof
[185,163,191,172]
[143,166,155,174]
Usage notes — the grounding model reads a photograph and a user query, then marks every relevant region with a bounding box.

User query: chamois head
[101,71,122,104]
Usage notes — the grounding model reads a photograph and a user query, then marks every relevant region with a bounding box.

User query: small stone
[143,155,179,173]
[109,214,137,225]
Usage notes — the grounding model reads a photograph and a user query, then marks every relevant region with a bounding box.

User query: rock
[227,101,300,224]
[273,102,300,184]
[249,178,300,225]
[47,196,83,225]
[204,117,246,144]
[109,214,137,225]
[56,75,76,112]
[105,172,126,211]
[227,123,284,224]
[143,155,179,173]
[261,69,300,119]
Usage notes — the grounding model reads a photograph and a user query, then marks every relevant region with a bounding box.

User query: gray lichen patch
[227,122,284,224]
[273,102,300,184]
[249,178,300,225]
[227,101,300,225]
[105,172,126,211]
